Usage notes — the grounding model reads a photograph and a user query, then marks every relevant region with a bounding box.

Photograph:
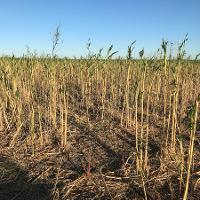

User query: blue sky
[0,0,199,58]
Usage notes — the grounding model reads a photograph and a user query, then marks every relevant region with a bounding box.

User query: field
[0,42,200,199]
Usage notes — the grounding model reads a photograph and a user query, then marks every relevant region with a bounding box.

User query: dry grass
[0,44,200,199]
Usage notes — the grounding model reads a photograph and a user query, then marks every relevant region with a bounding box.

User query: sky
[0,0,199,58]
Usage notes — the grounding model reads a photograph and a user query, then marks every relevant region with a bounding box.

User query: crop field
[0,41,200,199]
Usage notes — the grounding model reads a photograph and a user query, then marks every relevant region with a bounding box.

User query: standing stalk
[183,97,199,200]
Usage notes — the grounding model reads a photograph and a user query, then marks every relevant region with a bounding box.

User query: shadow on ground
[0,155,52,200]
